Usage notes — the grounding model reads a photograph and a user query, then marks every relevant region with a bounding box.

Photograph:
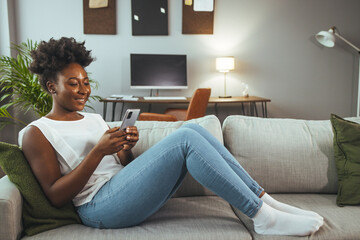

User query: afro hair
[28,37,94,92]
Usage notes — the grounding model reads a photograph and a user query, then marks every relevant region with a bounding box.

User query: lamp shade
[216,57,235,72]
[316,29,336,48]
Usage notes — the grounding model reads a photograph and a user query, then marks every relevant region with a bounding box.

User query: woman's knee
[181,123,204,132]
[174,127,197,139]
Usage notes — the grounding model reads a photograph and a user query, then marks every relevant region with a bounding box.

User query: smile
[75,98,86,103]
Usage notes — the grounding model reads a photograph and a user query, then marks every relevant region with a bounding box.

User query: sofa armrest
[0,176,23,240]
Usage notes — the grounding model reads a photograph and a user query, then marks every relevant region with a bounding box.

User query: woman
[20,37,323,236]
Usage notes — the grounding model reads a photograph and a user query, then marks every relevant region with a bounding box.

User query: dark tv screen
[130,54,187,89]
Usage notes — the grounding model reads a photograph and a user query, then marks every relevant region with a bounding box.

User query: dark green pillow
[330,114,360,206]
[0,142,81,236]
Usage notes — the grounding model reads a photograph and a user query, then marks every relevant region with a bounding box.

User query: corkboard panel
[131,0,168,36]
[182,0,215,34]
[83,0,116,34]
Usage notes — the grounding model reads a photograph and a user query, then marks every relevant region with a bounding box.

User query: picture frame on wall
[131,0,168,36]
[182,0,215,34]
[83,0,116,34]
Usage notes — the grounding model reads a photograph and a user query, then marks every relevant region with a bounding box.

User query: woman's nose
[78,83,88,94]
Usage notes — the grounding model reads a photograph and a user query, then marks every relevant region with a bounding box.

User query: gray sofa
[1,115,360,240]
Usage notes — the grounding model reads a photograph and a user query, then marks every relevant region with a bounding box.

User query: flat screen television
[130,53,187,89]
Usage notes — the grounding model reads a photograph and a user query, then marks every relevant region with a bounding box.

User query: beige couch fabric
[222,116,352,193]
[22,196,251,240]
[232,194,360,240]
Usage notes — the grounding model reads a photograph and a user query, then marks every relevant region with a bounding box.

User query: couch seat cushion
[23,196,251,240]
[232,194,360,240]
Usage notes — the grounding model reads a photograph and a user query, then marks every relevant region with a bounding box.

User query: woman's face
[48,62,91,113]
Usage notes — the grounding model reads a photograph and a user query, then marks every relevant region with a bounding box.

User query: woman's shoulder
[19,123,46,148]
[18,116,61,148]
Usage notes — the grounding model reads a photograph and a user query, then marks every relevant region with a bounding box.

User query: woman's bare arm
[21,126,127,208]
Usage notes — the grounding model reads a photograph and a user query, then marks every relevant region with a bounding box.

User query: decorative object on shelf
[315,26,360,117]
[83,0,116,34]
[216,57,235,98]
[182,0,215,34]
[131,0,168,36]
[242,83,249,98]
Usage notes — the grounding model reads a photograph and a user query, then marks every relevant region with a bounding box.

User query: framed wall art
[83,0,116,34]
[131,0,168,36]
[182,0,215,34]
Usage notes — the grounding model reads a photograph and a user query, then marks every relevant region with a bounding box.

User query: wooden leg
[254,102,258,117]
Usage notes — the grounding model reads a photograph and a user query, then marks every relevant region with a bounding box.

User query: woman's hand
[122,126,139,151]
[94,127,129,157]
[117,126,139,166]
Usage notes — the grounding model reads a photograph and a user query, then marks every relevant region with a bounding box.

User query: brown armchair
[139,88,211,121]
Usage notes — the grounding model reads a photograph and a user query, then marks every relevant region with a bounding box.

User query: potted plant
[0,40,100,130]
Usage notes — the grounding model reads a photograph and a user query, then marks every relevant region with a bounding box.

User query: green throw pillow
[0,142,81,236]
[330,114,360,206]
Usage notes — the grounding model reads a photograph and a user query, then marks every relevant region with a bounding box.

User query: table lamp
[315,26,360,117]
[216,57,235,98]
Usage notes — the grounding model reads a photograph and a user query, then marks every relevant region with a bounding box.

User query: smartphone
[120,109,140,130]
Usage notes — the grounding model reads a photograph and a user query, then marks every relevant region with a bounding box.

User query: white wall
[3,0,360,124]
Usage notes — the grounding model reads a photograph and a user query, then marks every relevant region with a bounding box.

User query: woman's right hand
[94,127,129,157]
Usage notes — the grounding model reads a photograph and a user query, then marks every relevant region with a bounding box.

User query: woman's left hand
[122,126,139,151]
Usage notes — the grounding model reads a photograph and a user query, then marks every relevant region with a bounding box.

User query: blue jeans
[76,124,264,228]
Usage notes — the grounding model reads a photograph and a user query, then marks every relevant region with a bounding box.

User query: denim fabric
[76,124,263,229]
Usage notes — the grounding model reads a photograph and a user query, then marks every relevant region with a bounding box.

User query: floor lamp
[315,26,360,117]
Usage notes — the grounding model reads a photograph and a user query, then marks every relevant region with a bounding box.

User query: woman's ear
[47,81,56,94]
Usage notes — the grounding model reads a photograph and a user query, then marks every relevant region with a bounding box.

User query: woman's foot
[261,193,323,221]
[252,202,323,236]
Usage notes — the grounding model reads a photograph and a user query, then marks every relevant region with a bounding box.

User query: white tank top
[18,112,124,206]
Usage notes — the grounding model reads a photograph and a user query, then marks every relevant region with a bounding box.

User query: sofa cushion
[108,115,223,197]
[232,193,360,240]
[330,114,360,206]
[0,142,81,236]
[222,115,360,194]
[22,196,251,240]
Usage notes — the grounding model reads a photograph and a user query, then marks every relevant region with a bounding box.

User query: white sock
[252,202,323,236]
[262,193,323,220]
